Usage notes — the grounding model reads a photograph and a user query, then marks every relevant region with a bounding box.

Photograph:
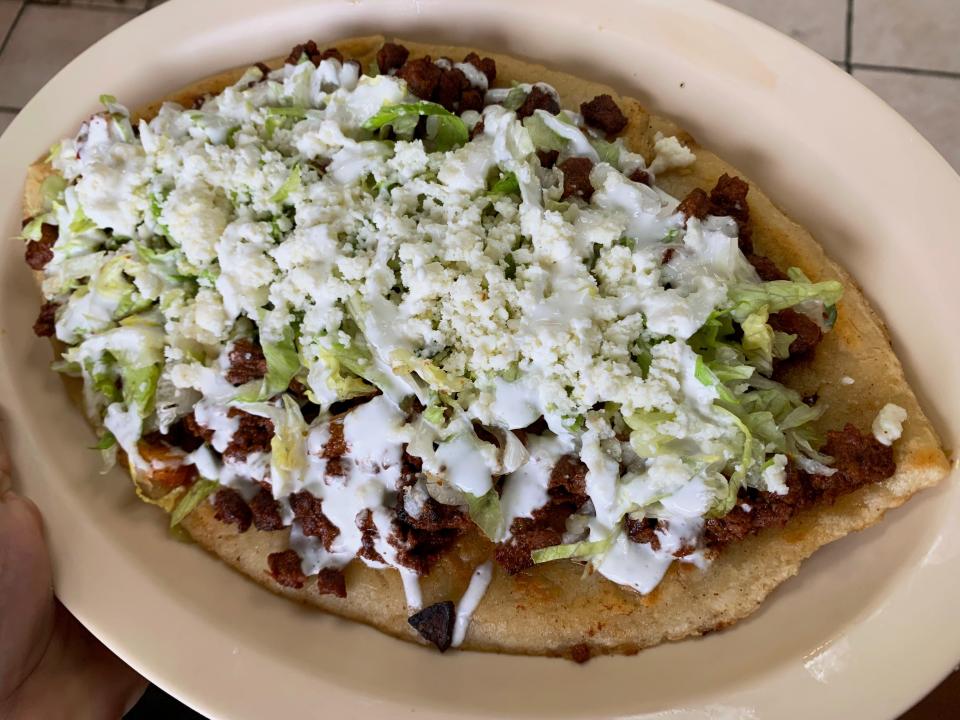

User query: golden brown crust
[23,35,949,659]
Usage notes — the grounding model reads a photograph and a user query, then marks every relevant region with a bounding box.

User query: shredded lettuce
[422,404,446,426]
[270,164,301,203]
[122,363,161,415]
[465,488,503,541]
[590,138,621,167]
[728,273,843,322]
[69,206,97,235]
[237,325,300,401]
[502,86,528,111]
[522,113,566,152]
[169,478,219,528]
[239,395,308,495]
[623,409,675,458]
[531,539,610,564]
[740,307,775,373]
[362,101,467,152]
[314,340,379,400]
[489,171,520,196]
[389,349,464,393]
[90,431,117,451]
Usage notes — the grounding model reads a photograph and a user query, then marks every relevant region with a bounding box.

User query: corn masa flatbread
[23,35,949,659]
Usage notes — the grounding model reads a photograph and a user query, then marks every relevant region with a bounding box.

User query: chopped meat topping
[625,516,661,551]
[463,52,496,83]
[396,56,442,99]
[395,489,470,533]
[284,40,319,66]
[820,422,896,495]
[32,300,58,337]
[580,94,628,135]
[558,157,595,201]
[268,549,306,589]
[323,418,348,459]
[317,567,347,598]
[225,338,268,386]
[709,173,752,251]
[283,41,343,68]
[459,88,484,113]
[769,308,823,358]
[222,409,273,461]
[748,253,788,281]
[434,67,469,111]
[550,454,588,498]
[469,119,485,140]
[407,601,455,652]
[249,486,284,532]
[389,460,469,575]
[674,175,753,251]
[629,168,651,185]
[318,47,343,63]
[537,149,559,169]
[356,509,385,564]
[138,434,198,491]
[495,454,589,574]
[705,426,895,546]
[676,188,710,220]
[289,491,340,549]
[516,86,560,120]
[24,223,57,270]
[376,42,409,73]
[181,411,214,446]
[213,487,253,532]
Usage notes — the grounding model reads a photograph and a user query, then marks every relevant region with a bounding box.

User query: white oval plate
[1,1,958,718]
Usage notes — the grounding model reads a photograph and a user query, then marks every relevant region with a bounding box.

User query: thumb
[0,490,56,701]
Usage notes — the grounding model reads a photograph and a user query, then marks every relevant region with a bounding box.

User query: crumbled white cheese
[41,53,840,603]
[872,403,907,446]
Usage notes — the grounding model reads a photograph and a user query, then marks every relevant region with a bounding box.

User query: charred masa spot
[570,643,592,664]
[408,601,455,652]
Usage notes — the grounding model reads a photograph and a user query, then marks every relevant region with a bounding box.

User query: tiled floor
[1,0,957,718]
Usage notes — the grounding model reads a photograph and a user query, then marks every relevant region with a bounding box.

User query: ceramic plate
[1,1,958,717]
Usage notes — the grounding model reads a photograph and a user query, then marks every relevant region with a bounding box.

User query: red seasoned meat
[580,94,628,135]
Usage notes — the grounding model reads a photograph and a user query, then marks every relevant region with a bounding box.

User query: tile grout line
[23,0,141,16]
[851,62,960,81]
[0,1,26,59]
[844,0,854,73]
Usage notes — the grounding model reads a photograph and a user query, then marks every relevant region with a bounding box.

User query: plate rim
[1,0,958,718]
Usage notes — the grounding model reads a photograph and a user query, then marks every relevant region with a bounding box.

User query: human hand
[0,427,147,719]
